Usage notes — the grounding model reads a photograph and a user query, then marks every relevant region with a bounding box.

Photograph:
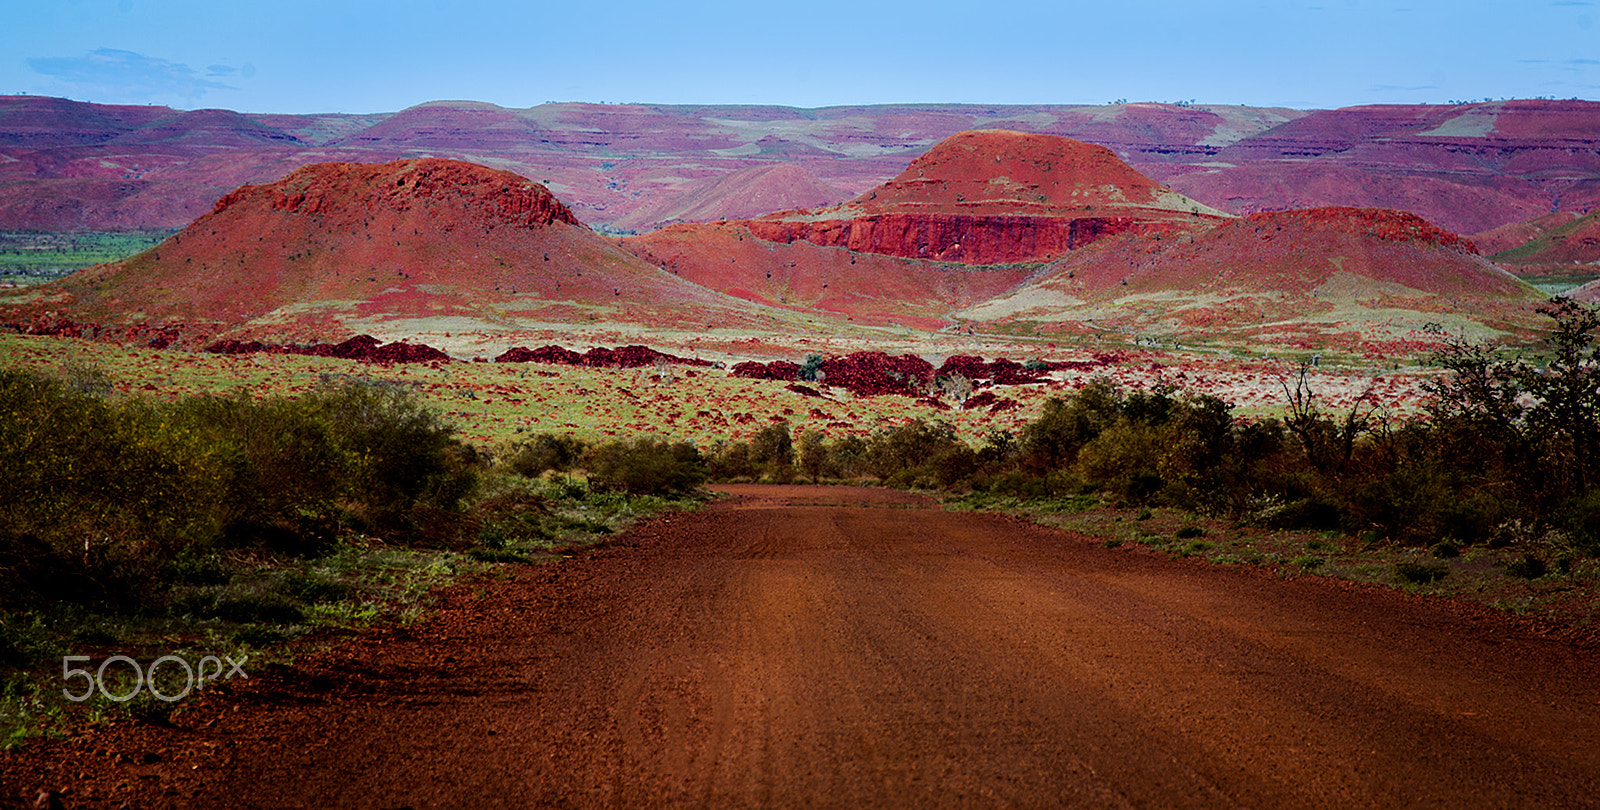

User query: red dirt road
[6,485,1600,808]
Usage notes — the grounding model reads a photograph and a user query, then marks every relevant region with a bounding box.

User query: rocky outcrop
[493,345,713,368]
[204,334,451,363]
[231,158,580,229]
[1236,207,1480,253]
[744,212,1194,265]
[738,130,1224,265]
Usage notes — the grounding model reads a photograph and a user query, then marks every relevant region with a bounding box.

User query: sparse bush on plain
[0,370,480,612]
[712,301,1600,566]
[1395,562,1449,584]
[504,433,589,479]
[585,437,707,496]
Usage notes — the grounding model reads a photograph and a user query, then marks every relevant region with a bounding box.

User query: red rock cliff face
[744,213,1195,264]
[736,130,1223,264]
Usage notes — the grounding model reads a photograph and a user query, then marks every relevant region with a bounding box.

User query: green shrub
[0,370,212,608]
[0,371,479,613]
[1395,562,1449,584]
[585,438,707,496]
[307,382,480,540]
[706,439,756,481]
[1021,382,1121,473]
[1258,497,1342,531]
[505,434,589,478]
[1503,554,1549,579]
[797,429,829,482]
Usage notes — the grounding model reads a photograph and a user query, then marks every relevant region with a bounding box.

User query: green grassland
[0,231,175,284]
[0,333,1056,448]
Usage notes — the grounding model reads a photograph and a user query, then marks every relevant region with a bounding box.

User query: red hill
[738,130,1225,265]
[622,221,1035,330]
[1471,211,1581,257]
[1490,209,1600,269]
[846,129,1186,212]
[0,158,788,341]
[330,101,543,152]
[958,206,1543,335]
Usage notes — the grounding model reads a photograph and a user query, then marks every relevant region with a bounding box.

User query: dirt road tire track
[5,485,1599,808]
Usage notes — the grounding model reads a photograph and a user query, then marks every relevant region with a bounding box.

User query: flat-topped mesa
[743,130,1227,264]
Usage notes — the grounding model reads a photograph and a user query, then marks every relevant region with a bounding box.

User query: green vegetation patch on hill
[0,231,175,284]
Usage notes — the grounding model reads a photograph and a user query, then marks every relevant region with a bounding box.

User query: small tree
[798,429,829,483]
[799,353,825,382]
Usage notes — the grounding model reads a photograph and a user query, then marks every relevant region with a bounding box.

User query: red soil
[12,486,1599,807]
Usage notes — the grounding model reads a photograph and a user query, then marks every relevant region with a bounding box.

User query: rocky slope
[1489,209,1600,269]
[958,206,1543,338]
[0,158,795,342]
[736,130,1226,265]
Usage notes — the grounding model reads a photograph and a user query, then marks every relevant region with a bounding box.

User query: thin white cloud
[26,48,235,102]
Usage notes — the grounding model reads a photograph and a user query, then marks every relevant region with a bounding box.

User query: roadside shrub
[1395,562,1449,584]
[868,419,965,482]
[1020,382,1121,472]
[307,382,480,539]
[167,392,350,552]
[0,370,479,612]
[0,370,212,608]
[1503,554,1549,579]
[1077,420,1165,504]
[797,429,829,482]
[1559,491,1600,556]
[585,438,707,496]
[505,433,589,478]
[750,422,795,481]
[1257,497,1343,531]
[706,439,757,481]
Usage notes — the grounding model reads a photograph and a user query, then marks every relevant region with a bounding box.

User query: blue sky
[4,0,1597,113]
